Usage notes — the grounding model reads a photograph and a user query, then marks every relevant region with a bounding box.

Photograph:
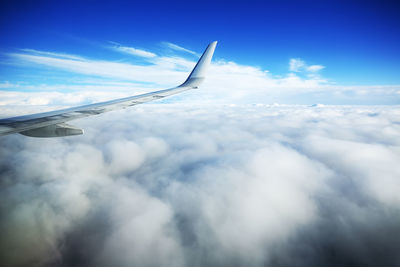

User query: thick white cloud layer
[1,104,400,267]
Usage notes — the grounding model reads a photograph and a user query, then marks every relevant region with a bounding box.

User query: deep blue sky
[1,0,399,88]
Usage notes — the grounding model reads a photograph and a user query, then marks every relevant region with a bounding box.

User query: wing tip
[180,41,217,88]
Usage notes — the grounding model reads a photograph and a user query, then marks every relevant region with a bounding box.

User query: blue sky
[1,0,399,105]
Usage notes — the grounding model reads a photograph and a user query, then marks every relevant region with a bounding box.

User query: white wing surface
[0,41,217,137]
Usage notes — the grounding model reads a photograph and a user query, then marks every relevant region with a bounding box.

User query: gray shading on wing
[0,41,217,137]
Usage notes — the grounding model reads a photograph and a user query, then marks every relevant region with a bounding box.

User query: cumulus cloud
[1,104,400,267]
[289,58,325,73]
[307,64,325,72]
[289,58,306,72]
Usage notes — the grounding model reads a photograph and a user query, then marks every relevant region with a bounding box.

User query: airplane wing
[0,41,217,137]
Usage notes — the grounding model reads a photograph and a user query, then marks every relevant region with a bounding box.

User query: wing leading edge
[0,41,217,137]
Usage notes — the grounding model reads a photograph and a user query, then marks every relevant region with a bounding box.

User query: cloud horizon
[1,41,399,109]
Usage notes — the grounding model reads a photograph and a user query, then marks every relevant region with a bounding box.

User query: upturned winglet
[180,41,217,88]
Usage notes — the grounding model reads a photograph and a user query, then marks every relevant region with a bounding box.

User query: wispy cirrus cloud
[109,41,157,58]
[163,42,199,56]
[9,52,184,85]
[19,49,86,61]
[8,48,331,96]
[3,42,400,106]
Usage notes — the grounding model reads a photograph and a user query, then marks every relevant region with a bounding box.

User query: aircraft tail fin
[180,41,217,88]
